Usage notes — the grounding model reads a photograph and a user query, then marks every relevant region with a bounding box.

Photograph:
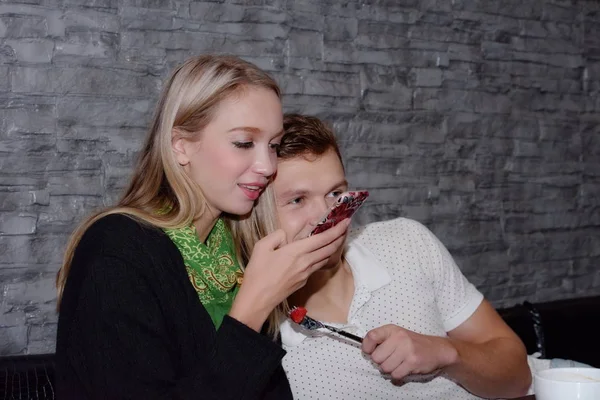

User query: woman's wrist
[229,287,275,332]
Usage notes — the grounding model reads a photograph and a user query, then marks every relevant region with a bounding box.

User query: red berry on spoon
[289,307,307,324]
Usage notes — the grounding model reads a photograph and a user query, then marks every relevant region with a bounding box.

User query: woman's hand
[229,219,351,331]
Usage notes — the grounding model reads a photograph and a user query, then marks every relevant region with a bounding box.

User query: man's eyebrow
[329,179,349,192]
[277,188,310,201]
[276,179,348,203]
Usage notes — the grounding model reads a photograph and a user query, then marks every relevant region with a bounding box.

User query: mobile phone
[308,190,370,237]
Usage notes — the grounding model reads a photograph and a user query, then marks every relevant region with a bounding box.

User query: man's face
[273,149,348,268]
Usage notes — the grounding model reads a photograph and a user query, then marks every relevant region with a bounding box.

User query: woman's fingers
[257,229,287,251]
[294,218,351,253]
[304,235,347,272]
[241,219,350,307]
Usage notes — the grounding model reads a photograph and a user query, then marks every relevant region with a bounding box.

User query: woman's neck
[193,208,221,243]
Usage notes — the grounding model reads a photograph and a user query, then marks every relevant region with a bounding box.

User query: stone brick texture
[0,0,599,355]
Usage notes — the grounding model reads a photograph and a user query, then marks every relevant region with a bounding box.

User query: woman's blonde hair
[56,55,280,327]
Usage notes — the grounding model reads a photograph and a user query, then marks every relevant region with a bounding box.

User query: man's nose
[310,200,330,226]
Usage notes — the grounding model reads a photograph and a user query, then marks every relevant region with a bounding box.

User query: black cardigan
[56,214,293,400]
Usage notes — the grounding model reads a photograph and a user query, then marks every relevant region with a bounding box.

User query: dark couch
[498,295,600,368]
[0,353,55,399]
[1,295,598,399]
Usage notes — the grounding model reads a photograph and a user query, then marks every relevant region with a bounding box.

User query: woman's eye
[329,191,343,198]
[233,142,253,149]
[289,197,303,205]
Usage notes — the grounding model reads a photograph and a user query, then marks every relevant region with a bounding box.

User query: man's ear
[171,128,190,166]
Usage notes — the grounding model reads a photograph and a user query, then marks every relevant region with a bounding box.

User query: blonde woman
[55,55,349,399]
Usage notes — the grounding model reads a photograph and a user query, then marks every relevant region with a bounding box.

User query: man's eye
[269,142,280,152]
[233,142,253,149]
[329,191,344,198]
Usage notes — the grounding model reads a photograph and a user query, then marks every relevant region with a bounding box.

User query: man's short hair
[279,113,344,166]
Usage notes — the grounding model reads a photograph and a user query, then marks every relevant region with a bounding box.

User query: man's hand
[363,301,531,399]
[362,325,458,380]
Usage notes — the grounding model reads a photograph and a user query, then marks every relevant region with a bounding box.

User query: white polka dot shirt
[281,217,485,400]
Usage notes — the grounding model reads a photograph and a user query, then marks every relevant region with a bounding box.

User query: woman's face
[173,85,283,217]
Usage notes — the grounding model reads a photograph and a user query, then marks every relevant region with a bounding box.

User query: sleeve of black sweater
[56,214,287,400]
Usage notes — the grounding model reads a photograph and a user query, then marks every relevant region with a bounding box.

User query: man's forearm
[442,336,531,399]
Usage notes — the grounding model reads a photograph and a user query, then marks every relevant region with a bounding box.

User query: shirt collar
[281,238,391,347]
[345,238,391,292]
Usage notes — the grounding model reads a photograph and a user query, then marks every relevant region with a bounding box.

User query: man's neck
[289,258,355,324]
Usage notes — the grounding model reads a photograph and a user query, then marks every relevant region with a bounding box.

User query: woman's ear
[171,128,190,166]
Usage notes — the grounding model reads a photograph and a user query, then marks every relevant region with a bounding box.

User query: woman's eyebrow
[227,126,261,134]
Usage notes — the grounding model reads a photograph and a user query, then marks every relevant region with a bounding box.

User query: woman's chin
[222,203,255,219]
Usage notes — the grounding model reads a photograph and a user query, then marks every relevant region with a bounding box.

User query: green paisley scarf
[163,219,243,329]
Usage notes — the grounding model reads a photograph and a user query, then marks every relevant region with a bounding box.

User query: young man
[273,114,532,399]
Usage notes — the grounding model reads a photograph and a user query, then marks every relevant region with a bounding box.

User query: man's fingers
[368,333,400,364]
[390,361,412,381]
[379,347,407,376]
[363,325,416,380]
[362,325,404,354]
[362,326,388,354]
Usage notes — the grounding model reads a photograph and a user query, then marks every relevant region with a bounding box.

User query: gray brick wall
[0,0,599,355]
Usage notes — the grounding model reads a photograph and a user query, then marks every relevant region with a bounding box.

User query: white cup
[534,367,600,400]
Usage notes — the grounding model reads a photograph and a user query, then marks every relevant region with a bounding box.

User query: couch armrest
[498,302,543,356]
[0,353,55,399]
[499,295,600,368]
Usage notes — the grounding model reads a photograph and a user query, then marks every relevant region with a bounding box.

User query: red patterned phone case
[309,190,369,236]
